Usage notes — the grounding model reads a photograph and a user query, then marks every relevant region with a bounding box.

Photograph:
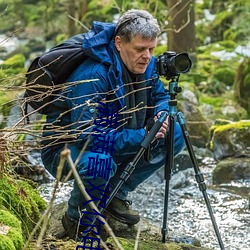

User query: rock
[209,120,250,160]
[170,168,193,189]
[45,201,212,250]
[179,100,211,148]
[213,157,250,184]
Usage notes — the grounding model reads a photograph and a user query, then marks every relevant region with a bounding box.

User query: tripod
[161,77,225,249]
[100,77,225,250]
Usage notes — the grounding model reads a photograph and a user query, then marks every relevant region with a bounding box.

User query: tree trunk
[78,0,88,20]
[167,0,196,62]
[67,0,76,36]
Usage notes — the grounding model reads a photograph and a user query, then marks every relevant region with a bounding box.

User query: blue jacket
[44,21,170,156]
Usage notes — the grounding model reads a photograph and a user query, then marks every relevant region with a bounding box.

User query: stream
[38,155,250,250]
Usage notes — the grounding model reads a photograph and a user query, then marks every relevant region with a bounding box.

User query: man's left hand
[154,111,169,139]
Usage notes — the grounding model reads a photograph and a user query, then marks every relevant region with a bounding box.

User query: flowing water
[38,156,250,250]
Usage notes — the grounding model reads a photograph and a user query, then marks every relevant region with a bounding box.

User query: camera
[156,51,192,79]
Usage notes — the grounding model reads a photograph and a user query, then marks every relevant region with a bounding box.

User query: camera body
[156,51,192,79]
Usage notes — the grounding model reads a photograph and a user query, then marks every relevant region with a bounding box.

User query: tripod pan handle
[141,111,168,149]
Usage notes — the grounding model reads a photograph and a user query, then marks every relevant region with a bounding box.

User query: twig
[134,219,142,250]
[68,14,89,31]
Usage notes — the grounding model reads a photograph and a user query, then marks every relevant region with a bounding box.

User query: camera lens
[174,53,192,73]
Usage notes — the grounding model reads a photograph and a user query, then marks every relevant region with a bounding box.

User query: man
[41,9,185,240]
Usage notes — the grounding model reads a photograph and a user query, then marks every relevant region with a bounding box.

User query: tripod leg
[162,114,175,243]
[177,112,225,250]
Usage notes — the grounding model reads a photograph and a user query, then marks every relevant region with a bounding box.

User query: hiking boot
[105,197,140,225]
[61,212,87,240]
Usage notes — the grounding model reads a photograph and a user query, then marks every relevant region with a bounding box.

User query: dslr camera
[156,51,192,79]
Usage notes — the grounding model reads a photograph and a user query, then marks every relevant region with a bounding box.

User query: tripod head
[168,76,182,100]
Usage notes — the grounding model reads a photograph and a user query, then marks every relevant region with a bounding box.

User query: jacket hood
[82,21,116,65]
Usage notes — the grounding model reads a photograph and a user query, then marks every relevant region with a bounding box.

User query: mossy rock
[0,209,24,250]
[0,174,47,239]
[106,237,211,250]
[209,120,250,160]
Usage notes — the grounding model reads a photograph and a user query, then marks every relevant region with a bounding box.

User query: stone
[213,157,250,184]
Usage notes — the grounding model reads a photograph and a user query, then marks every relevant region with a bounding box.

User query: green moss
[7,228,24,249]
[0,209,24,249]
[0,175,47,239]
[213,120,250,133]
[0,209,21,229]
[199,95,224,107]
[1,54,25,69]
[213,67,235,86]
[0,235,16,250]
[106,237,207,250]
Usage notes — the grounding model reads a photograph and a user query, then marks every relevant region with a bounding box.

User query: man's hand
[154,111,169,139]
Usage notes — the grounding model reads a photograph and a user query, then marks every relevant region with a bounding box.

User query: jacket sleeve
[65,60,146,155]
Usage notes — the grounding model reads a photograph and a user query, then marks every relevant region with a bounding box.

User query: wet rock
[213,157,250,184]
[46,201,211,250]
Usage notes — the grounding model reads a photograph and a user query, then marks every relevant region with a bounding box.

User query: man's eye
[136,48,144,52]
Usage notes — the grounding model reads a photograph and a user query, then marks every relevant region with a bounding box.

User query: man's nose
[142,49,151,59]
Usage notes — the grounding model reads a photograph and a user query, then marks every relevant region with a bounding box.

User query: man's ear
[115,36,122,51]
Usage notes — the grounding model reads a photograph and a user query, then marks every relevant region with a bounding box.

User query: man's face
[115,35,157,74]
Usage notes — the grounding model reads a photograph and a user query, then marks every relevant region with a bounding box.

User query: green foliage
[196,0,250,47]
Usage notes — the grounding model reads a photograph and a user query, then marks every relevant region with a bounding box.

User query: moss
[106,237,209,250]
[199,95,224,107]
[209,120,250,151]
[0,209,24,249]
[213,120,250,133]
[213,67,235,86]
[0,209,21,229]
[0,235,16,250]
[7,228,24,249]
[1,54,25,69]
[0,174,47,239]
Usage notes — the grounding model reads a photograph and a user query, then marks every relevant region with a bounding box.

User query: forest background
[0,0,250,124]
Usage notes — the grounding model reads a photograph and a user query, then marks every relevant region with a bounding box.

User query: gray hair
[115,9,160,43]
